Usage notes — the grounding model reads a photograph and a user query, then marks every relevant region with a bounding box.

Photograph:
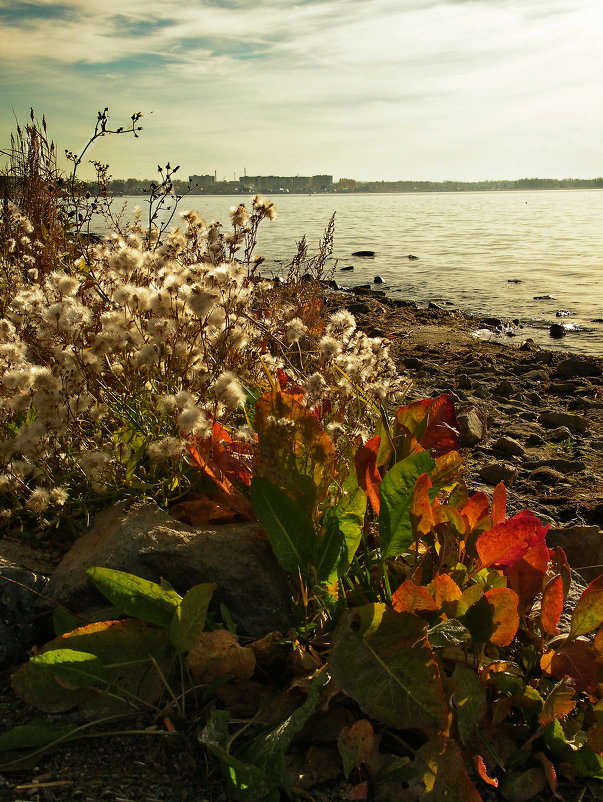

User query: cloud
[1,0,602,180]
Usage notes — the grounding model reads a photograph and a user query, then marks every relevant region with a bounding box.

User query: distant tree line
[83,175,603,196]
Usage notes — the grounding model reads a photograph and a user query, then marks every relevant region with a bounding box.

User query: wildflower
[284,317,308,345]
[147,437,186,462]
[319,335,342,360]
[213,371,246,409]
[56,275,79,296]
[230,204,250,227]
[135,343,159,368]
[26,487,50,513]
[78,451,111,479]
[304,372,327,400]
[49,487,69,506]
[326,310,356,341]
[187,289,217,318]
[177,406,211,436]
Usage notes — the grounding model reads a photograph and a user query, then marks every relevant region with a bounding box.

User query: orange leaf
[461,492,490,530]
[539,678,577,725]
[474,754,499,787]
[476,511,549,570]
[410,473,435,537]
[550,546,572,598]
[535,752,559,798]
[392,580,439,614]
[354,435,381,516]
[485,587,520,646]
[169,497,239,526]
[569,575,603,639]
[540,574,565,636]
[431,574,462,608]
[491,481,507,526]
[504,542,549,615]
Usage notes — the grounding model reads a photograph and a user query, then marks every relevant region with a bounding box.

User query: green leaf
[379,452,435,558]
[86,566,182,628]
[409,735,482,801]
[52,606,82,636]
[452,664,487,744]
[0,720,80,752]
[31,649,107,688]
[427,619,470,648]
[203,744,277,802]
[170,583,215,654]
[542,721,603,780]
[329,604,448,730]
[12,620,172,714]
[250,476,316,575]
[568,575,603,639]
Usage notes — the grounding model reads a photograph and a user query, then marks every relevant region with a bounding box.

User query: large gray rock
[458,406,487,447]
[45,500,293,637]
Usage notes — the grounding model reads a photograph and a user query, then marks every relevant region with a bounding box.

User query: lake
[104,190,603,356]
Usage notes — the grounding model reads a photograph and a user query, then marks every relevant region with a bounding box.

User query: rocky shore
[332,290,603,582]
[1,292,602,801]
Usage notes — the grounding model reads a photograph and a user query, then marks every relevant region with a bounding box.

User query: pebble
[493,436,526,458]
[373,275,385,284]
[352,250,375,257]
[549,323,566,338]
[546,426,573,442]
[479,462,517,485]
[492,379,516,398]
[458,406,488,447]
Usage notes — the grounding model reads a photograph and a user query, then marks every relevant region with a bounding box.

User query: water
[103,190,603,356]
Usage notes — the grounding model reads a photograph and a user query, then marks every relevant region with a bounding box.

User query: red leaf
[476,510,549,571]
[491,481,507,525]
[541,641,597,694]
[540,574,565,636]
[504,543,549,615]
[395,393,461,457]
[535,751,559,798]
[550,546,572,598]
[485,587,520,646]
[354,436,382,516]
[392,580,439,614]
[474,754,499,787]
[461,492,490,530]
[539,678,577,725]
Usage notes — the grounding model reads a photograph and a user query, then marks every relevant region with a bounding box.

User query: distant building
[188,174,216,190]
[239,175,333,193]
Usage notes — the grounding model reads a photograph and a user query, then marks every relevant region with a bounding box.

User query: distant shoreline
[109,186,603,198]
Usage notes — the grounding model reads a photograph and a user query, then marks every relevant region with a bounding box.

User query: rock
[520,338,539,351]
[351,250,375,257]
[456,374,473,390]
[548,380,588,396]
[492,379,516,398]
[45,500,293,637]
[518,410,537,422]
[525,433,546,446]
[339,265,354,271]
[428,302,445,311]
[547,526,602,583]
[478,463,517,485]
[553,357,602,380]
[390,298,418,309]
[0,556,51,670]
[538,410,588,434]
[556,310,572,317]
[407,254,419,260]
[524,458,586,475]
[458,406,487,447]
[346,301,372,315]
[373,275,385,284]
[493,436,526,458]
[529,466,571,486]
[508,279,522,283]
[482,317,503,328]
[534,294,556,300]
[546,426,573,442]
[549,323,566,338]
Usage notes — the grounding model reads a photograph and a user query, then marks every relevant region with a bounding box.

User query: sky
[1,0,602,182]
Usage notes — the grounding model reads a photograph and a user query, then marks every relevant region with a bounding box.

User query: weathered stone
[525,433,546,446]
[546,426,573,442]
[45,500,293,637]
[492,379,516,398]
[553,357,602,380]
[0,553,51,670]
[528,467,571,486]
[547,526,602,583]
[478,462,517,485]
[523,458,586,475]
[538,410,588,433]
[493,436,526,458]
[458,406,487,447]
